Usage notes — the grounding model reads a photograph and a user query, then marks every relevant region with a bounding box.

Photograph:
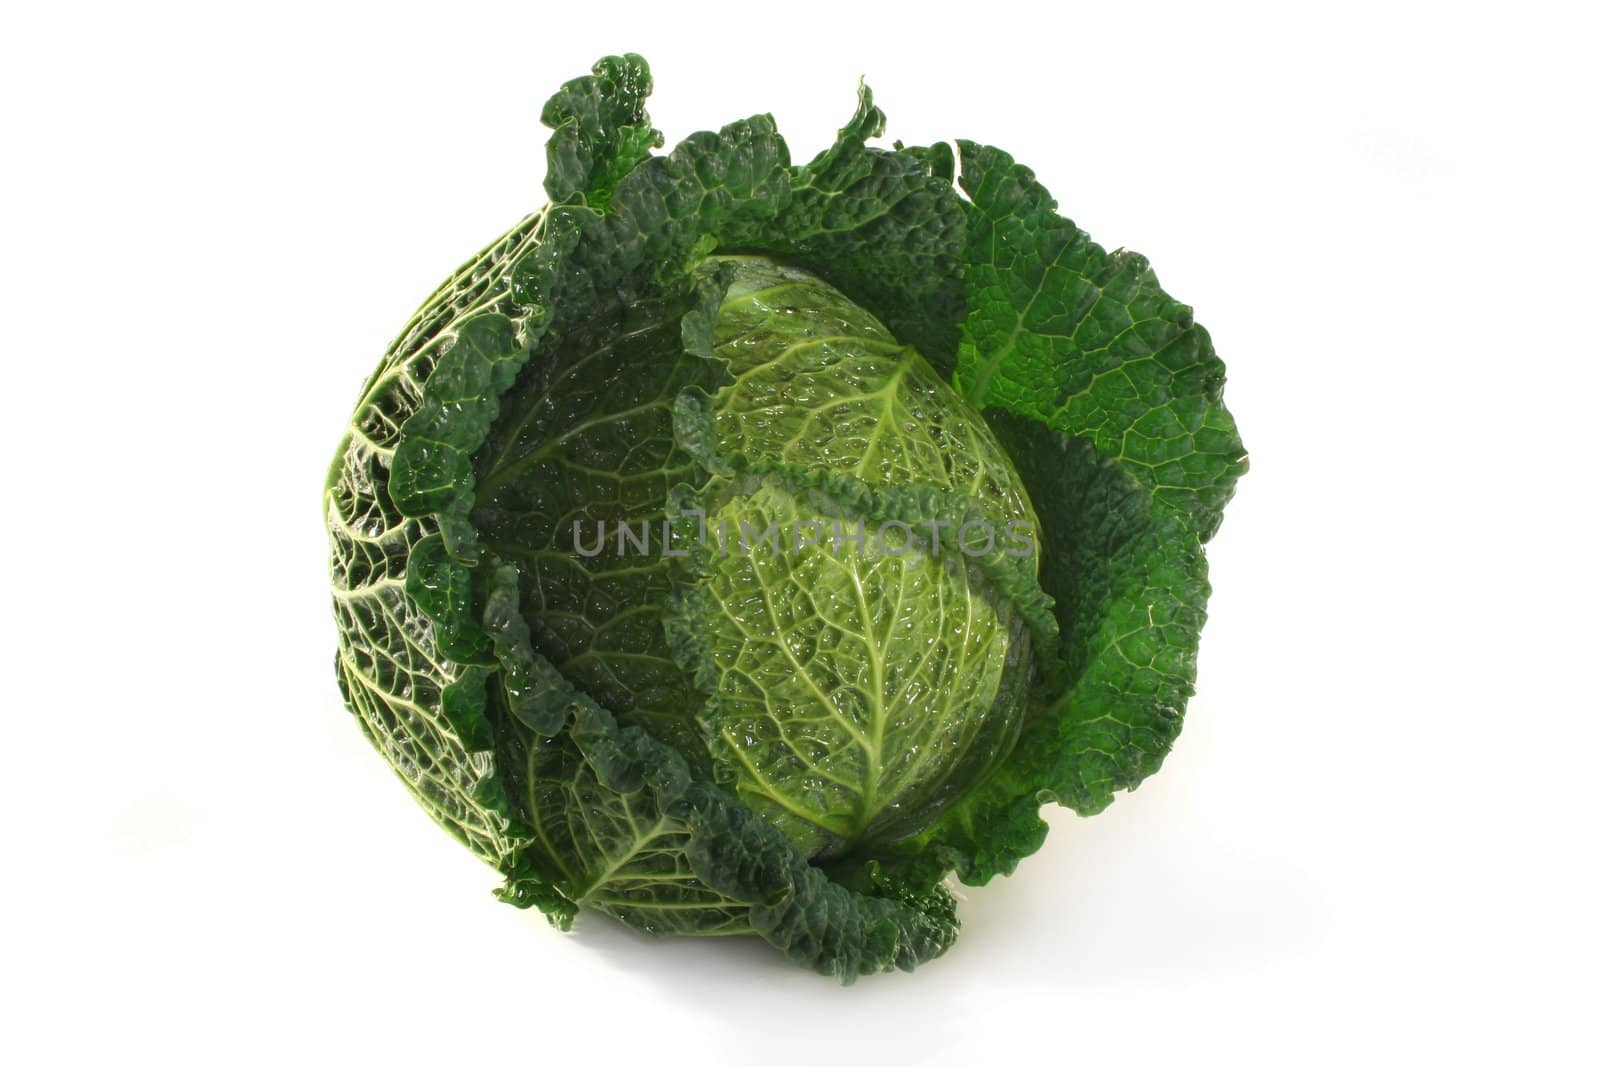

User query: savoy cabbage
[325,54,1245,980]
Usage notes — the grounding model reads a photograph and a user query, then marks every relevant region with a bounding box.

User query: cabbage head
[325,54,1245,980]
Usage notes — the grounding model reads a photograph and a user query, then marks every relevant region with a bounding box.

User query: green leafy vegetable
[325,53,1246,981]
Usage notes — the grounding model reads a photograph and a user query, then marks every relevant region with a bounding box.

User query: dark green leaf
[542,53,663,210]
[954,141,1246,539]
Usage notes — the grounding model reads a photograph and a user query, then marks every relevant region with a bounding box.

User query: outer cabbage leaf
[836,144,1244,888]
[542,53,663,210]
[952,141,1247,540]
[326,211,545,870]
[720,84,967,368]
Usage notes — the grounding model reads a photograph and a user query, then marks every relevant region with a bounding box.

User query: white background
[4,1,1596,1063]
